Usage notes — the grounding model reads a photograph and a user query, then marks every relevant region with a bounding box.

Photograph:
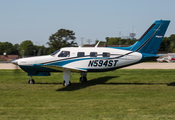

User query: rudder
[130,20,170,54]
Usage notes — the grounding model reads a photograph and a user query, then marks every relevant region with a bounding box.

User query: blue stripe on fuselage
[19,65,60,73]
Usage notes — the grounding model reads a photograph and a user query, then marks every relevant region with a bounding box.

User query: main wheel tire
[79,77,87,83]
[63,80,71,86]
[28,79,35,84]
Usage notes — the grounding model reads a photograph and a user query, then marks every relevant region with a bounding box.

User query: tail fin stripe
[135,24,162,52]
[138,23,155,41]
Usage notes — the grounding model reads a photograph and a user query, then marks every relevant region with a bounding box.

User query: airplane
[12,20,170,86]
[157,53,175,63]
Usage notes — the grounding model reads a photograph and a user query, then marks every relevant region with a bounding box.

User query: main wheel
[28,79,35,84]
[63,80,71,86]
[79,77,87,83]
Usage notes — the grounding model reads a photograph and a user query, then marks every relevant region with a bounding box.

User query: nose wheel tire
[63,81,71,86]
[28,79,35,84]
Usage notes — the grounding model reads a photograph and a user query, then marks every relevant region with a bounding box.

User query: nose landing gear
[28,76,35,84]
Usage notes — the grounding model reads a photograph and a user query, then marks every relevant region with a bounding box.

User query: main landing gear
[63,80,71,86]
[63,71,87,86]
[28,76,35,84]
[62,71,87,86]
[63,68,71,86]
[79,72,87,83]
[27,71,88,86]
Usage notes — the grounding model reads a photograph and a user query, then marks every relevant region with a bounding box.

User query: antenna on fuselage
[95,41,100,48]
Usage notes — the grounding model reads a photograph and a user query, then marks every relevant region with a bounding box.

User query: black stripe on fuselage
[41,52,134,65]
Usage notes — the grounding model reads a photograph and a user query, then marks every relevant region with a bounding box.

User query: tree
[169,34,175,51]
[19,40,35,57]
[94,40,106,46]
[106,37,120,45]
[159,37,170,51]
[36,46,47,56]
[31,45,47,56]
[106,37,110,43]
[13,44,19,55]
[0,42,3,55]
[0,42,16,55]
[47,29,77,53]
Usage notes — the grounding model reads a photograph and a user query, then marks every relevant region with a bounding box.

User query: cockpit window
[51,49,60,56]
[58,51,70,57]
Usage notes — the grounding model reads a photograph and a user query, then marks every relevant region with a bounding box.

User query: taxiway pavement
[0,63,175,69]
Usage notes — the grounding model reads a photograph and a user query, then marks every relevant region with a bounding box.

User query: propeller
[12,59,18,66]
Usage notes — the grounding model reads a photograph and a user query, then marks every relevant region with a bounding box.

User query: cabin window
[103,52,110,57]
[58,51,70,57]
[77,52,85,57]
[90,52,97,57]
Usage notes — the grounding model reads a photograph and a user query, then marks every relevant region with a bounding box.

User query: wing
[33,63,87,73]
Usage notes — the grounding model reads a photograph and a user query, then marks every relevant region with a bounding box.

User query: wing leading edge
[33,63,87,72]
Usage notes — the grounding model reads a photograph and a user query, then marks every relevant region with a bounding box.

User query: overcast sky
[0,0,175,47]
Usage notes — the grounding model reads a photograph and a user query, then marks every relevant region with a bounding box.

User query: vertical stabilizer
[130,20,170,54]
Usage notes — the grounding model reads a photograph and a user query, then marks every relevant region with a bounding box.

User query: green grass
[1,69,175,120]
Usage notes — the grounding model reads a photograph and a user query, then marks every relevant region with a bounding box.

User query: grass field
[1,69,175,120]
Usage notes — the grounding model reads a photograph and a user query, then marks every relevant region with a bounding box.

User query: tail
[130,20,170,54]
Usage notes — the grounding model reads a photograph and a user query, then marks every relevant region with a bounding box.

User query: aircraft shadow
[35,76,174,91]
[167,82,175,86]
[105,82,167,85]
[56,76,171,91]
[36,82,169,86]
[56,76,119,91]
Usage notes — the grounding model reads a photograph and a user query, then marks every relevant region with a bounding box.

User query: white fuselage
[16,47,142,72]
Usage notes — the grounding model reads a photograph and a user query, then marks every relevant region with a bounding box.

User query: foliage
[159,37,170,51]
[47,29,77,53]
[1,69,175,119]
[169,34,175,51]
[0,42,18,55]
[103,37,138,45]
[104,35,175,52]
[13,44,19,55]
[35,45,48,56]
[95,40,106,46]
[19,40,35,56]
[158,34,175,52]
[0,40,51,56]
[107,37,120,44]
[0,32,175,57]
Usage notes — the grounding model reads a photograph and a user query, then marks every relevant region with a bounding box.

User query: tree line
[97,34,175,52]
[0,28,175,57]
[0,29,77,57]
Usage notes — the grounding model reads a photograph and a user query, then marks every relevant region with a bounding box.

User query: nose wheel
[28,76,35,84]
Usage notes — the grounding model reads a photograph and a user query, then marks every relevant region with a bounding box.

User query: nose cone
[12,59,18,65]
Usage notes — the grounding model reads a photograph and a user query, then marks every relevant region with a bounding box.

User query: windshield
[58,51,70,57]
[51,49,60,56]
